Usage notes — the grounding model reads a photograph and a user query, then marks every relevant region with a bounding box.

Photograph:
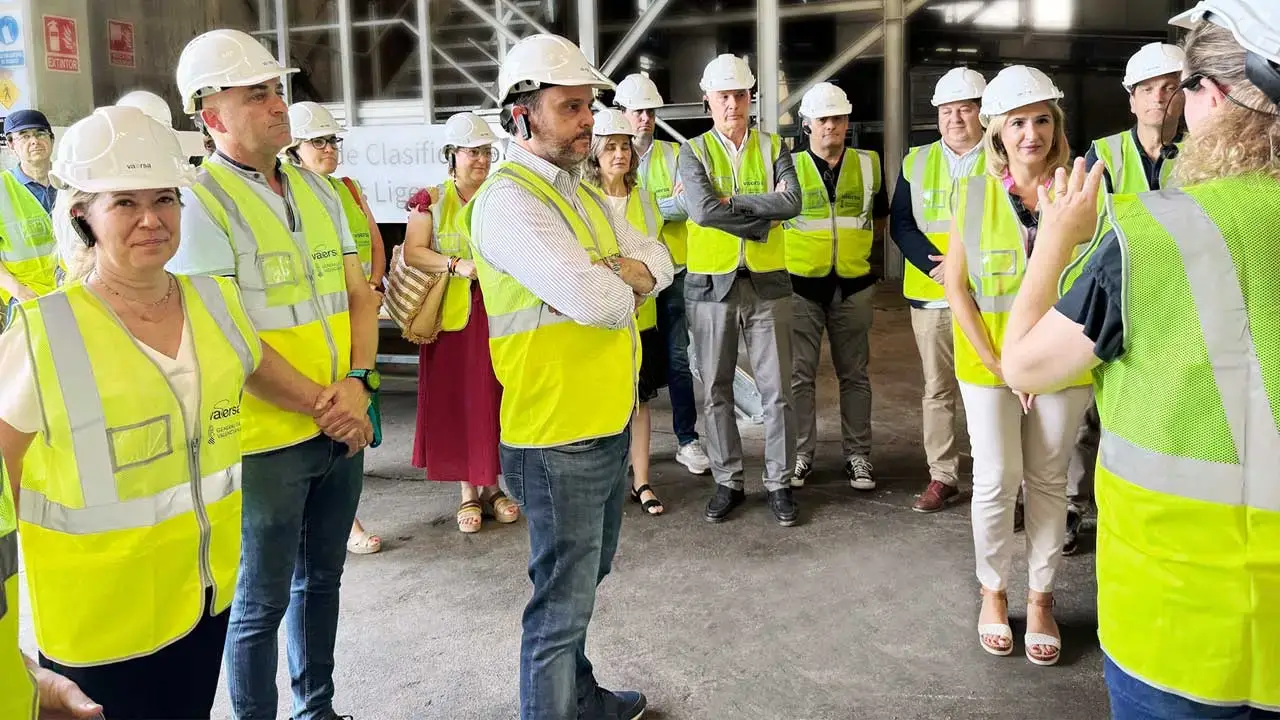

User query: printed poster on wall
[43,14,78,73]
[108,19,134,68]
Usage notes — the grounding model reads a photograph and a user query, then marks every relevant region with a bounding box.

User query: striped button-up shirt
[470,143,674,330]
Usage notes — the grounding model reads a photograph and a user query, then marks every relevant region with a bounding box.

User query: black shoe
[705,485,745,522]
[1063,505,1083,556]
[579,687,647,720]
[768,487,799,526]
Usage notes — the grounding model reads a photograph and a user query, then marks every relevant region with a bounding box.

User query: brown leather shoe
[912,480,960,513]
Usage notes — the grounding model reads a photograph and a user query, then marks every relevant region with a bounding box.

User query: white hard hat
[116,90,174,128]
[443,112,497,148]
[496,33,614,106]
[613,73,664,110]
[700,54,756,93]
[177,28,298,114]
[50,106,196,193]
[1123,43,1187,91]
[592,108,636,137]
[1171,0,1280,65]
[979,66,1064,126]
[932,67,987,107]
[288,101,345,142]
[798,82,852,120]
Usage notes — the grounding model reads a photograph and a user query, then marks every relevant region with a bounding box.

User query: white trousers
[959,383,1093,593]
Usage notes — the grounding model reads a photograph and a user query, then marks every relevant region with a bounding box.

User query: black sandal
[630,484,664,516]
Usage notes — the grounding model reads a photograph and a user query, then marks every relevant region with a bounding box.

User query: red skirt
[412,283,502,486]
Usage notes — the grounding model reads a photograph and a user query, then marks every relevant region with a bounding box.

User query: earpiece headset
[72,216,96,248]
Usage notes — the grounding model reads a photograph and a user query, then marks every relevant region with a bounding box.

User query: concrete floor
[19,284,1109,719]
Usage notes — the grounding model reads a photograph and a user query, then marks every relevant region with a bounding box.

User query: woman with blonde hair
[404,112,517,533]
[943,65,1093,666]
[585,108,668,517]
[1002,0,1280,714]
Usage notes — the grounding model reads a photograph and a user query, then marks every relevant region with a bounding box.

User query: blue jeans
[225,435,364,720]
[1106,656,1280,720]
[500,429,631,720]
[657,270,698,446]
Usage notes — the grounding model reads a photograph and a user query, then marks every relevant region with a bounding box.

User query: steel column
[337,0,357,126]
[496,0,509,60]
[416,0,435,121]
[600,0,678,77]
[883,0,906,279]
[455,0,523,44]
[578,0,598,65]
[274,0,291,103]
[777,0,928,115]
[756,0,780,133]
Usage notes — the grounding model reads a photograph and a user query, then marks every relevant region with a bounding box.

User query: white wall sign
[335,124,455,224]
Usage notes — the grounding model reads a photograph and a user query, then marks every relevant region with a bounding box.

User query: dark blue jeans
[657,270,698,446]
[1106,656,1280,720]
[225,435,365,720]
[500,429,631,720]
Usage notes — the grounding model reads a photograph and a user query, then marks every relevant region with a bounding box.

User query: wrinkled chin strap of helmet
[1244,52,1280,109]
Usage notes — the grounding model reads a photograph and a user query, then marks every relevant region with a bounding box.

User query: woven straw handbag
[383,244,449,344]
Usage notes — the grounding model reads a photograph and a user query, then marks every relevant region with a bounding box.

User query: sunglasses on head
[1179,73,1208,93]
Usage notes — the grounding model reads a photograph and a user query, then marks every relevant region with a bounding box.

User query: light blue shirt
[169,152,358,277]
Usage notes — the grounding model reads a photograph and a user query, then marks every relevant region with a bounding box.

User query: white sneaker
[676,440,711,475]
[846,455,875,490]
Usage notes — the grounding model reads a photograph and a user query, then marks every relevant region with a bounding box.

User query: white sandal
[346,531,382,554]
[977,588,1014,657]
[1025,594,1061,666]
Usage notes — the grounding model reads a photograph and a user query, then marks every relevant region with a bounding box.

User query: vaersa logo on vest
[208,400,242,445]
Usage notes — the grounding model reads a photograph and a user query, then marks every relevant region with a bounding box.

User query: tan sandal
[1025,593,1061,666]
[977,587,1013,656]
[482,490,520,524]
[457,500,483,534]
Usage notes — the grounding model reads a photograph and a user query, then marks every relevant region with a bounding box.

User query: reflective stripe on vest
[331,176,374,278]
[1094,131,1179,194]
[432,180,474,332]
[17,275,255,666]
[784,149,878,278]
[624,188,661,332]
[1094,179,1280,710]
[0,171,56,306]
[189,162,352,453]
[685,130,786,274]
[463,162,638,448]
[639,140,687,267]
[953,175,1089,387]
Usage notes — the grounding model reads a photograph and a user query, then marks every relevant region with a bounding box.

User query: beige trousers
[910,307,962,486]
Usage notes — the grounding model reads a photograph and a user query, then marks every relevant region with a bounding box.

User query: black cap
[4,109,52,135]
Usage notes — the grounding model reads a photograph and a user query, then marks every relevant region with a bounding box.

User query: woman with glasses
[1002,1,1280,714]
[943,66,1093,667]
[585,108,667,516]
[404,112,517,534]
[286,102,388,554]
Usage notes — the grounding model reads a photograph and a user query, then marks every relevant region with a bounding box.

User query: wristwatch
[602,256,623,273]
[346,368,382,393]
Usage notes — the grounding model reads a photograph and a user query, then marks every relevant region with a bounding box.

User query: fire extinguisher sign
[43,15,79,73]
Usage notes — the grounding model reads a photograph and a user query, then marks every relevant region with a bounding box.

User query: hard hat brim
[931,93,984,107]
[183,66,300,114]
[1169,7,1200,29]
[800,105,853,120]
[292,127,348,142]
[51,171,195,194]
[617,99,664,111]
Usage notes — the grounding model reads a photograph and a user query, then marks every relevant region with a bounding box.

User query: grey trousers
[688,277,796,492]
[1067,401,1100,508]
[792,286,875,462]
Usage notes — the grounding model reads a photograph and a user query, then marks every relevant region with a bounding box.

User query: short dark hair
[500,87,545,135]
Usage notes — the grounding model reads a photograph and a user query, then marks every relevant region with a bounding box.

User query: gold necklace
[93,272,177,323]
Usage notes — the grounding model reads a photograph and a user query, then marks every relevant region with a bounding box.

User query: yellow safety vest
[432,180,475,333]
[330,176,374,279]
[685,129,787,275]
[1091,130,1179,194]
[15,275,260,666]
[0,171,56,306]
[1093,175,1280,709]
[952,175,1091,388]
[637,139,687,267]
[0,460,37,720]
[901,142,986,302]
[189,162,353,454]
[616,186,662,332]
[463,162,638,448]
[784,149,881,279]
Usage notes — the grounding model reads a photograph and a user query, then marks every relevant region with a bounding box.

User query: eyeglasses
[1179,73,1207,93]
[12,129,52,142]
[455,146,494,158]
[306,136,342,150]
